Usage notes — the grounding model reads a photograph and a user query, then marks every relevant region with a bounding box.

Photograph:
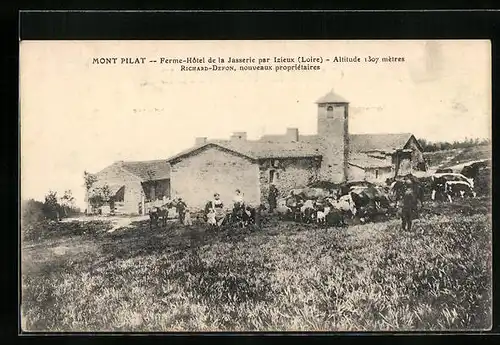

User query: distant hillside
[423,149,464,168]
[450,145,491,165]
[423,144,491,169]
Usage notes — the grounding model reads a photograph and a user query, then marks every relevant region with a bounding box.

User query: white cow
[316,206,331,224]
[445,181,476,202]
[330,194,357,217]
[276,205,292,219]
[300,199,315,213]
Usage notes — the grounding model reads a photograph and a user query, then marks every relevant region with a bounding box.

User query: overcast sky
[20,40,491,208]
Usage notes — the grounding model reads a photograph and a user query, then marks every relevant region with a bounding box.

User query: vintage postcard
[20,40,492,332]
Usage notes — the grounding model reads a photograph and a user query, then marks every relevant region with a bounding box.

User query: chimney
[195,137,207,145]
[230,132,247,142]
[286,128,299,142]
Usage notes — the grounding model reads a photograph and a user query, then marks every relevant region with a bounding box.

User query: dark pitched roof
[167,140,322,164]
[226,140,322,159]
[349,133,413,153]
[119,159,171,181]
[315,90,349,104]
[258,132,415,154]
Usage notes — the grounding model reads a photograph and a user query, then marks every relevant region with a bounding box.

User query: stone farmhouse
[86,89,426,214]
[85,160,170,215]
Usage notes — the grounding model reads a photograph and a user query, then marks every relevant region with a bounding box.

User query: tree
[59,190,76,218]
[43,190,61,221]
[87,184,112,210]
[84,171,98,191]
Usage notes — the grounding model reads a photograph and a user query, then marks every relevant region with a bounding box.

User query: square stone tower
[316,89,349,182]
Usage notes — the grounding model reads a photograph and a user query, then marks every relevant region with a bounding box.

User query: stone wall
[87,163,144,215]
[259,157,321,202]
[347,164,366,181]
[169,146,260,210]
[398,157,413,176]
[364,166,394,184]
[405,136,427,171]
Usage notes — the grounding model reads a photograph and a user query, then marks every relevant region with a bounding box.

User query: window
[327,105,334,118]
[375,169,379,179]
[269,169,279,183]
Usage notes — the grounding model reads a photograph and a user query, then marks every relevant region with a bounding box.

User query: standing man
[176,197,187,225]
[268,184,279,213]
[401,181,418,231]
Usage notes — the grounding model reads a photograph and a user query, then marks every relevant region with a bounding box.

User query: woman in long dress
[211,193,225,227]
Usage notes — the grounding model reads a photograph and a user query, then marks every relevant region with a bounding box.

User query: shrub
[21,199,45,226]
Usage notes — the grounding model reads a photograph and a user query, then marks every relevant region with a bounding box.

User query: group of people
[149,196,192,228]
[152,177,418,230]
[204,189,252,227]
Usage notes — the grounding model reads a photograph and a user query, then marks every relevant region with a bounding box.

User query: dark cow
[461,161,489,180]
[390,175,424,207]
[149,206,168,229]
[338,180,375,197]
[430,176,451,202]
[325,207,347,227]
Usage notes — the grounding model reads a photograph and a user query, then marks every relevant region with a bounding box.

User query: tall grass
[21,199,491,332]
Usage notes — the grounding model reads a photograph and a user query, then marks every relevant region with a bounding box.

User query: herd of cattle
[273,171,477,227]
[149,166,486,230]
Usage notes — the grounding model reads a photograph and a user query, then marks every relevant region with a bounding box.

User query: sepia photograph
[20,40,492,332]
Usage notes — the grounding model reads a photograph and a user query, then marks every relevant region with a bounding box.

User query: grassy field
[21,198,492,332]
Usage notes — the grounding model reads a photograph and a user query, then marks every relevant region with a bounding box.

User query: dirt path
[61,215,150,232]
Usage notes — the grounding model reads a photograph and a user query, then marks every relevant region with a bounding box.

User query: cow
[349,186,393,223]
[316,206,330,224]
[276,205,292,220]
[325,207,348,227]
[149,205,168,229]
[430,176,450,202]
[300,199,316,224]
[390,176,424,208]
[300,187,332,200]
[338,180,375,197]
[328,194,357,219]
[445,181,476,201]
